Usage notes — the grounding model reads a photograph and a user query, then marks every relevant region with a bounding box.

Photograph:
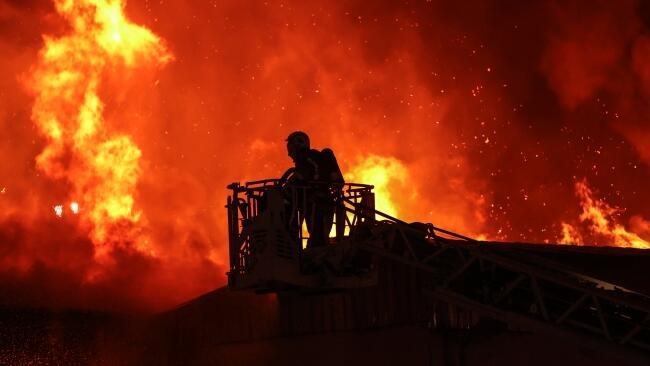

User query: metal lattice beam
[342,198,650,364]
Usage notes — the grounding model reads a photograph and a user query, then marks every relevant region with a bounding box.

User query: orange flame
[25,0,172,260]
[559,222,582,245]
[560,179,649,248]
[4,0,650,313]
[345,155,490,240]
[346,155,410,218]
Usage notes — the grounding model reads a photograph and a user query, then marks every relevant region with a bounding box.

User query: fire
[4,0,650,312]
[345,155,410,218]
[559,222,583,245]
[559,180,650,248]
[25,0,171,260]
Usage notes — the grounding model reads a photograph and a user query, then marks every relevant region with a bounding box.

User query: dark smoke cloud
[2,0,650,311]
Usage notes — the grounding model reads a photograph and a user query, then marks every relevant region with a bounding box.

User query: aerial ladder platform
[226,180,650,365]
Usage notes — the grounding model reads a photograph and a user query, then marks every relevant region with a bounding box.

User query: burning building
[1,0,650,364]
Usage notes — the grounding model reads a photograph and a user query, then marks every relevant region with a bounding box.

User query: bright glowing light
[559,222,582,245]
[561,180,650,248]
[54,204,64,217]
[26,0,172,258]
[346,155,409,218]
[475,234,488,241]
[70,202,80,214]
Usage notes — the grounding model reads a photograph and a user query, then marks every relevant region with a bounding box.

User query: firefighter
[283,131,321,184]
[282,131,344,248]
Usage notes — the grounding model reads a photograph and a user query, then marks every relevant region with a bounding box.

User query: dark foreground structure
[2,180,649,365]
[148,243,650,366]
[3,243,649,365]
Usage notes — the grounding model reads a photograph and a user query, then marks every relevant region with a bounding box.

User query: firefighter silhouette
[281,131,344,248]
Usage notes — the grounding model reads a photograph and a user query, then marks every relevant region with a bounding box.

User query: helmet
[286,131,310,158]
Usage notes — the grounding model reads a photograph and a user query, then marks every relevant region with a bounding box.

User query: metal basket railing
[226,180,375,275]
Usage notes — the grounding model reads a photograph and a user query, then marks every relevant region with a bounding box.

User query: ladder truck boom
[226,180,650,364]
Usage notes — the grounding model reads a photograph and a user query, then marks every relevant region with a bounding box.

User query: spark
[70,202,80,214]
[54,204,64,217]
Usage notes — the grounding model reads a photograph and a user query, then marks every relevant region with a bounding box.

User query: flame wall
[1,0,650,312]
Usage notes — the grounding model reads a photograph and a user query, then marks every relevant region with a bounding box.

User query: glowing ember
[54,204,64,217]
[3,0,650,313]
[70,202,80,215]
[25,0,172,258]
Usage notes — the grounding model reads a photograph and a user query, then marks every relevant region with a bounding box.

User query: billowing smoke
[1,0,650,312]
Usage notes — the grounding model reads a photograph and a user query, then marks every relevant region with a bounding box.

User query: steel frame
[342,198,650,364]
[226,181,375,277]
[226,181,650,363]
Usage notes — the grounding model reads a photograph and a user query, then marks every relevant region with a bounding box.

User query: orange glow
[559,222,582,245]
[54,204,64,218]
[3,1,650,313]
[25,0,171,260]
[559,180,650,248]
[346,155,410,218]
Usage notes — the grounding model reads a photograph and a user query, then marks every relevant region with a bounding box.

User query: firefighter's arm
[279,167,295,185]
